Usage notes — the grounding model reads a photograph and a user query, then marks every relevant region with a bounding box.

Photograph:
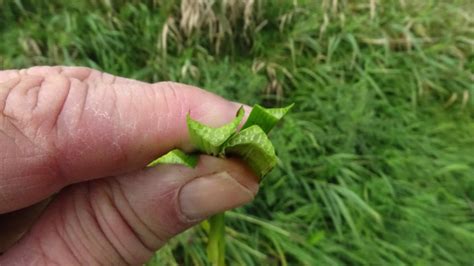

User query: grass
[1,0,473,265]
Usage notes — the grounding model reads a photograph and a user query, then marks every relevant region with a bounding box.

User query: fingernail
[179,171,256,221]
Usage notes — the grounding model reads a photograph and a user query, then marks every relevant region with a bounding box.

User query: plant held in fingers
[148,104,293,266]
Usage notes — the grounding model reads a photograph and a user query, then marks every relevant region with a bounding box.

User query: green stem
[207,213,226,266]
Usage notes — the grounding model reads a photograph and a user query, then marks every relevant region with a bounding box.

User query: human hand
[0,66,258,265]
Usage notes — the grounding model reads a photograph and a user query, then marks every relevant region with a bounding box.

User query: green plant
[148,104,293,265]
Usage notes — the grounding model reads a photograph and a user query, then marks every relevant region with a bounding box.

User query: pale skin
[0,66,259,265]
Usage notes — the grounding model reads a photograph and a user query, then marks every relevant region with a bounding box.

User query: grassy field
[1,0,474,265]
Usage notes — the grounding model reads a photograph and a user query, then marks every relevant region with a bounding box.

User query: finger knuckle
[1,74,73,146]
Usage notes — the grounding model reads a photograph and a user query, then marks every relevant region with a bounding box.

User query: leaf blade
[241,104,294,133]
[187,107,245,156]
[147,149,198,168]
[223,125,277,177]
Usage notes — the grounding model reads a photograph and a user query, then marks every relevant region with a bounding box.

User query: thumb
[0,156,259,265]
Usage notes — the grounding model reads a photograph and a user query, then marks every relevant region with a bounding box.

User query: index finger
[0,66,251,214]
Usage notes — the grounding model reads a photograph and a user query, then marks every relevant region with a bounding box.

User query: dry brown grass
[160,0,258,54]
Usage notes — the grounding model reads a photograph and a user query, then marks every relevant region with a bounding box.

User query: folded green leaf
[149,104,293,176]
[241,103,294,133]
[187,107,245,156]
[147,149,198,168]
[223,125,277,177]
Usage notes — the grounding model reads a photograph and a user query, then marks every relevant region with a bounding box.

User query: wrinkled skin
[0,66,258,265]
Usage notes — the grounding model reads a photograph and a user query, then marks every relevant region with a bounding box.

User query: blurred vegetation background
[1,0,473,265]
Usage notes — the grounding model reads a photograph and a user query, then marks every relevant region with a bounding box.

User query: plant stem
[207,213,226,266]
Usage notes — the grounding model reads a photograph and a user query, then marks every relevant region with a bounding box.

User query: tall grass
[1,0,473,265]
